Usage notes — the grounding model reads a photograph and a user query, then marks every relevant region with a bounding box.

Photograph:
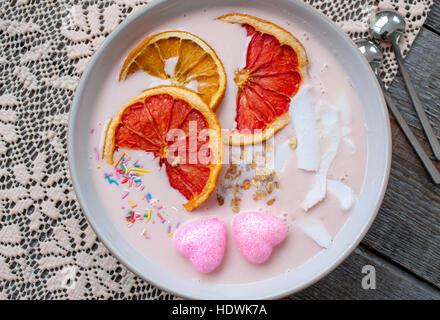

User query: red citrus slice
[218,13,308,145]
[103,86,223,212]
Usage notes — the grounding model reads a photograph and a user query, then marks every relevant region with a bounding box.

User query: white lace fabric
[0,0,433,299]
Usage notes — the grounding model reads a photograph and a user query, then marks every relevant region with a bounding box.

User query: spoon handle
[391,40,440,160]
[378,78,440,184]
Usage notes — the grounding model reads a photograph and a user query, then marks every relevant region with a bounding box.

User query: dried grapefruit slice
[103,86,223,212]
[218,13,308,145]
[119,31,227,110]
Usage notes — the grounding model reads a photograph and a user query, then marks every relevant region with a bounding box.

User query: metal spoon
[356,39,440,184]
[369,10,440,160]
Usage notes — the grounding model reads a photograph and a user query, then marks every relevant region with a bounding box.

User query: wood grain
[361,27,440,287]
[288,246,440,299]
[425,0,440,34]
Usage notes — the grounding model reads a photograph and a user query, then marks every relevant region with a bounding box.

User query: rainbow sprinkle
[105,174,119,186]
[128,168,150,174]
[94,147,100,161]
[145,209,152,223]
[114,152,128,169]
[142,230,150,239]
[96,152,179,241]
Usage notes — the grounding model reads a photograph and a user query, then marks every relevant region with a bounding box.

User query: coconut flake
[327,179,354,211]
[296,216,332,248]
[301,103,340,211]
[292,85,320,172]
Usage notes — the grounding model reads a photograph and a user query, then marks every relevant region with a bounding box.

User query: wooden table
[287,2,440,300]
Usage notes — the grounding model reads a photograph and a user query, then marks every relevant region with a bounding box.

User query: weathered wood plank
[361,27,440,286]
[425,0,440,34]
[287,246,440,300]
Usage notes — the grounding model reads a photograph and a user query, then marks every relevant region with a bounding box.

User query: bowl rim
[68,0,391,299]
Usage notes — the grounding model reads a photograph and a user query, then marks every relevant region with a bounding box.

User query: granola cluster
[217,158,281,213]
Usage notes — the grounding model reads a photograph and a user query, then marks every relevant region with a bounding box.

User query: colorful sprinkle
[167,232,173,238]
[96,165,101,169]
[145,209,152,223]
[127,198,134,205]
[90,128,95,134]
[94,147,100,161]
[114,152,127,169]
[106,175,119,186]
[128,168,150,174]
[121,191,129,199]
[157,213,164,221]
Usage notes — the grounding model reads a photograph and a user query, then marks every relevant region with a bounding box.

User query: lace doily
[0,0,433,299]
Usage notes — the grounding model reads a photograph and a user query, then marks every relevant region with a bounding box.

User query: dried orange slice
[119,31,227,110]
[103,86,223,212]
[218,14,308,145]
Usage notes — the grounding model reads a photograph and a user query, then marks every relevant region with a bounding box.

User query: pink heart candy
[174,218,226,273]
[233,211,287,264]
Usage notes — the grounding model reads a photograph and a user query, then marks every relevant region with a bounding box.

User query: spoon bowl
[355,39,383,75]
[369,10,405,42]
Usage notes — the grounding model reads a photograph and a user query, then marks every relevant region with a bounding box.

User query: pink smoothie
[88,6,367,285]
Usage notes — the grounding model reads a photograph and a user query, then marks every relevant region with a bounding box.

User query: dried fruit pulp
[235,24,301,133]
[119,31,226,109]
[104,87,222,211]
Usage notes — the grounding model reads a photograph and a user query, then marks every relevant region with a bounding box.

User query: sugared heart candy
[233,211,287,264]
[174,218,226,273]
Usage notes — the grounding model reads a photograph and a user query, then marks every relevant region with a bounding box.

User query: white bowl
[68,0,391,299]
